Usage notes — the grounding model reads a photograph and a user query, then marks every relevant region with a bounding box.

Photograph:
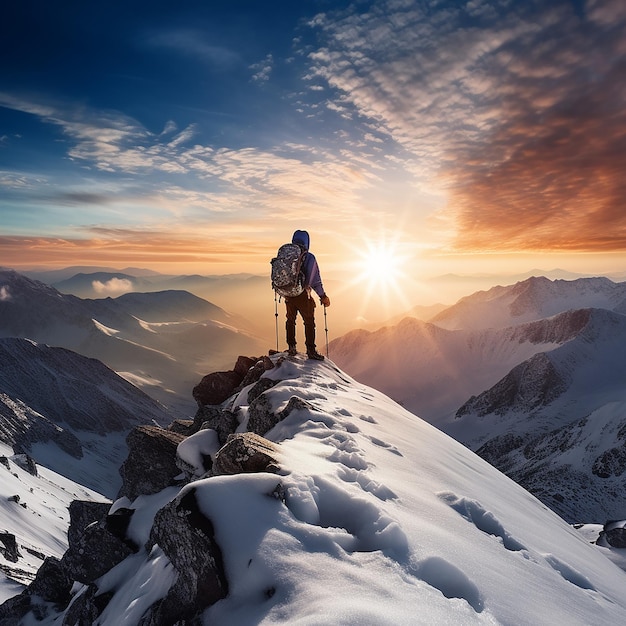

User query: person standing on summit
[285,230,330,360]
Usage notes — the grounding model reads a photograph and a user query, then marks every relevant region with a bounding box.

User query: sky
[1,0,626,286]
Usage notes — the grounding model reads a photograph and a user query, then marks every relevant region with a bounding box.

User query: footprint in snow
[410,556,484,613]
[543,554,596,590]
[359,414,377,424]
[438,492,526,552]
[368,436,403,456]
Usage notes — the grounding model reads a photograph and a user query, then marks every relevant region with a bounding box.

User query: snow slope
[0,442,107,603]
[329,310,586,421]
[17,356,626,624]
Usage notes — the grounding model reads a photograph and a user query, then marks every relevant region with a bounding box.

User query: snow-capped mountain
[329,308,588,422]
[0,337,174,497]
[330,277,626,523]
[0,441,107,603]
[2,355,626,624]
[430,275,626,330]
[448,307,626,522]
[0,268,265,415]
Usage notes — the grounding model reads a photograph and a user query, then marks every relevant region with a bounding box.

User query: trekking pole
[274,291,279,352]
[324,305,329,357]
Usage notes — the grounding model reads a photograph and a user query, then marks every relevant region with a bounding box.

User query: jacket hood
[292,230,310,250]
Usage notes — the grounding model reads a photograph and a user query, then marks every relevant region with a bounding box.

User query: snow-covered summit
[4,355,626,624]
[430,275,626,330]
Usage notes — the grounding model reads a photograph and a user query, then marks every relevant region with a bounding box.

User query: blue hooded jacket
[292,230,325,298]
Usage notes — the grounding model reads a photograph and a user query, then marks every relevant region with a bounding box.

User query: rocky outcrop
[192,355,275,410]
[213,433,279,476]
[456,352,567,418]
[0,353,291,625]
[0,556,72,623]
[193,405,239,444]
[0,532,21,563]
[248,394,315,437]
[592,446,626,478]
[118,425,186,500]
[192,369,244,407]
[62,515,137,584]
[597,520,626,548]
[143,488,229,624]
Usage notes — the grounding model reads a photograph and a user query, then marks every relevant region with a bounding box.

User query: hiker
[285,229,331,360]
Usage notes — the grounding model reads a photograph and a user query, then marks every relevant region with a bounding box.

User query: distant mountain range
[0,268,265,416]
[0,337,173,496]
[331,275,626,522]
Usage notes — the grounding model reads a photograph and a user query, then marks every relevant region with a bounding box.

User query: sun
[337,230,418,324]
[357,239,404,289]
[363,243,400,283]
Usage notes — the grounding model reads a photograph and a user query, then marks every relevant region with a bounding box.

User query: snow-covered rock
[4,356,626,624]
[0,441,107,603]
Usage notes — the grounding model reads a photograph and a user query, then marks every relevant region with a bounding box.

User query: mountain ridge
[2,355,626,624]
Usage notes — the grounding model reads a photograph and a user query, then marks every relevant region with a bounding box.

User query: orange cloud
[0,232,276,273]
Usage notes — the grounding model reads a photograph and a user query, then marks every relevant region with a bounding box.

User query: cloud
[306,0,626,252]
[92,277,134,295]
[250,54,274,82]
[142,29,241,68]
[0,285,11,301]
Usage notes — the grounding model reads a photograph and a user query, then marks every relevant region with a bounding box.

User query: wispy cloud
[141,29,241,69]
[307,0,626,252]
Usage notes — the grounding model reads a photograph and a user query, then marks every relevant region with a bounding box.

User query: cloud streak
[307,0,626,252]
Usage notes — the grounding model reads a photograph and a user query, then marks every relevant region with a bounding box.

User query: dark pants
[285,290,316,353]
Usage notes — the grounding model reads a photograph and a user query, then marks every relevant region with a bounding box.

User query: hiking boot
[287,345,297,356]
[307,351,325,361]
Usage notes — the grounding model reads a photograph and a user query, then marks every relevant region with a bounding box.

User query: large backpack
[271,243,306,298]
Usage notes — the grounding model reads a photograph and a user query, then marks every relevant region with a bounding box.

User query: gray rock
[0,532,21,563]
[29,557,73,606]
[167,419,195,435]
[247,377,279,404]
[0,557,72,624]
[62,518,135,584]
[145,487,228,623]
[598,520,626,548]
[194,406,239,445]
[213,433,280,476]
[10,453,38,476]
[248,393,315,437]
[67,500,111,550]
[192,370,243,407]
[61,584,113,626]
[118,425,185,500]
[236,356,275,392]
[246,392,277,436]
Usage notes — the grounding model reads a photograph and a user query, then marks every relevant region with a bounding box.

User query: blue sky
[1,0,625,280]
